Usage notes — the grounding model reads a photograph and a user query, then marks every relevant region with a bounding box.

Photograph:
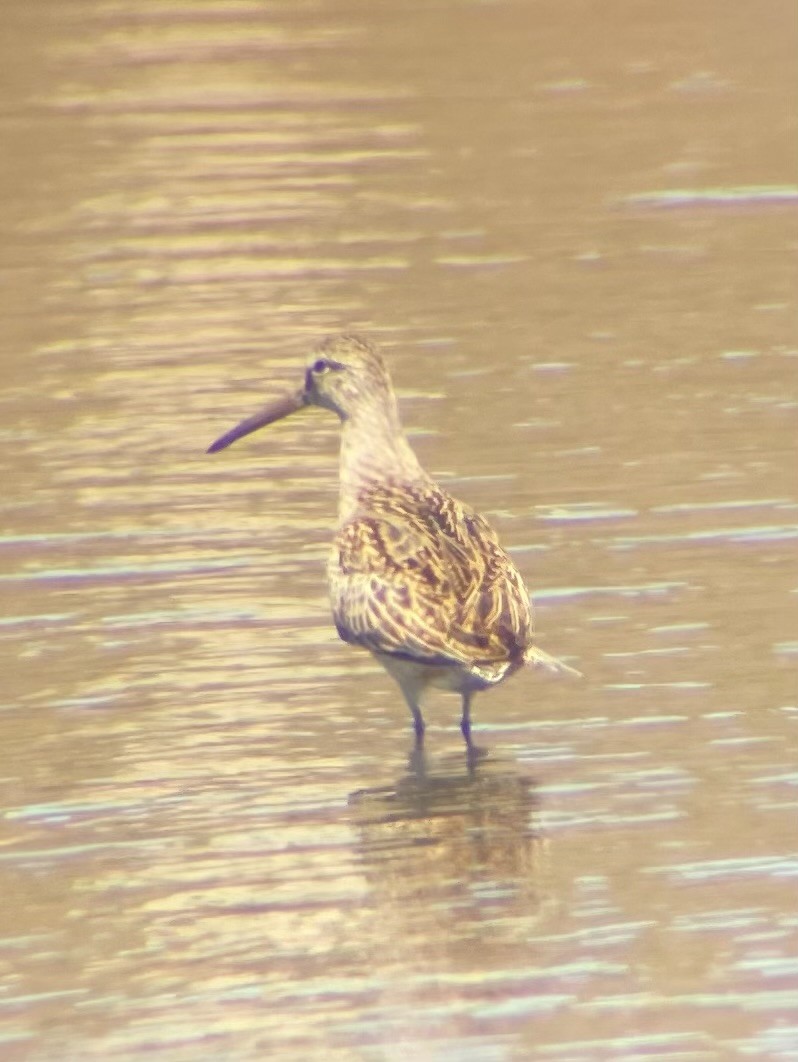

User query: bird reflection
[348,749,548,959]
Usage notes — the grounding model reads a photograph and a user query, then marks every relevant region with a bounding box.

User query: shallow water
[1,1,797,1059]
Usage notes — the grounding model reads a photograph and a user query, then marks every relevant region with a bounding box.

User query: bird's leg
[460,692,473,748]
[393,675,425,743]
[411,704,425,744]
[387,664,426,744]
[396,685,425,743]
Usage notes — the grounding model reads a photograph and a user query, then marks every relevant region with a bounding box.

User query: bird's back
[328,480,534,680]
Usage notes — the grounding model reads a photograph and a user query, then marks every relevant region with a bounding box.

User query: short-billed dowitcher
[208,335,579,748]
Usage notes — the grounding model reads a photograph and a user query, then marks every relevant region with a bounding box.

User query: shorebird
[208,335,579,749]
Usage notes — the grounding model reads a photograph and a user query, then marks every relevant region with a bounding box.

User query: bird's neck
[337,397,428,523]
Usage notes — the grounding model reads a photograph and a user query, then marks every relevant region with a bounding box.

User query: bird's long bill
[207,388,306,454]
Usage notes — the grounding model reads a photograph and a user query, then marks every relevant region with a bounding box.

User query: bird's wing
[328,484,534,668]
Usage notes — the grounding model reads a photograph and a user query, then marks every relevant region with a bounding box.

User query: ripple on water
[646,856,798,884]
[619,184,798,209]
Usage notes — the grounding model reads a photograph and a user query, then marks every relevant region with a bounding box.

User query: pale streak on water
[1,0,797,1059]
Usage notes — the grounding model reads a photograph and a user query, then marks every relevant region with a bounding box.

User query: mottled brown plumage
[331,483,531,676]
[208,334,579,748]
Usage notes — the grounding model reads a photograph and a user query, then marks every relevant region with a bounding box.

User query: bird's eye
[312,358,330,375]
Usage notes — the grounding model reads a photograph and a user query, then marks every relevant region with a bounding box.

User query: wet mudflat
[1,1,797,1059]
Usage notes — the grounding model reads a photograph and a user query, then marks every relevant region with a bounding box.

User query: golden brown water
[2,1,797,1059]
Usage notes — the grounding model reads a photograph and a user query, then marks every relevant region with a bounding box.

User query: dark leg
[460,692,473,748]
[411,704,425,744]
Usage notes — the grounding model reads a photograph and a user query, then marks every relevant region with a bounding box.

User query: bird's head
[207,334,393,454]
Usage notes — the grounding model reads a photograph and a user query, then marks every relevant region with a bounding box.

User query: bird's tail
[524,644,583,679]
